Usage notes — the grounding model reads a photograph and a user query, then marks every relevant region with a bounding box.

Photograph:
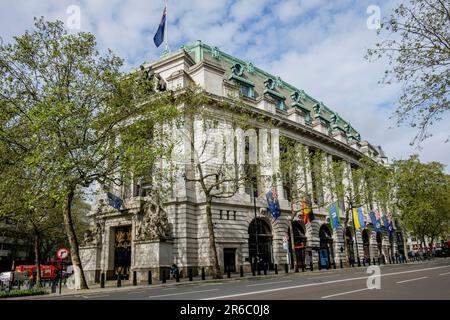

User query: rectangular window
[234,211,237,220]
[239,84,253,98]
[276,99,285,111]
[220,210,223,220]
[227,211,230,220]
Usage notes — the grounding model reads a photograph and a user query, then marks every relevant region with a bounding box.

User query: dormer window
[276,98,285,110]
[229,63,255,99]
[239,83,254,98]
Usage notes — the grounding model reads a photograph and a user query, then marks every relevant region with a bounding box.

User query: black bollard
[162,270,166,283]
[363,258,366,267]
[285,263,289,274]
[263,263,267,276]
[357,257,361,267]
[310,260,313,272]
[257,263,261,275]
[333,261,336,269]
[240,265,244,277]
[189,268,193,281]
[176,269,180,282]
[227,266,231,278]
[274,264,278,275]
[100,273,105,288]
[148,271,152,285]
[368,258,371,266]
[340,259,343,269]
[201,267,205,280]
[117,274,122,287]
[302,264,305,272]
[133,271,137,286]
[252,263,256,276]
[388,256,392,264]
[318,260,321,270]
[373,257,376,265]
[295,264,299,273]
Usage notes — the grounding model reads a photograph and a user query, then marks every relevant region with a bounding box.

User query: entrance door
[248,218,273,270]
[114,226,132,280]
[224,248,236,272]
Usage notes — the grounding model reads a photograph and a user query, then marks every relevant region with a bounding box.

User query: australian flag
[153,6,166,48]
[266,186,281,220]
[107,192,123,210]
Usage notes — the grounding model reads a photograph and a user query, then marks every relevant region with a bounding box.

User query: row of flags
[265,187,394,233]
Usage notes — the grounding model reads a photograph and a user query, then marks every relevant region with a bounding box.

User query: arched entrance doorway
[345,228,355,264]
[248,218,273,270]
[362,229,371,262]
[288,222,307,268]
[319,225,333,269]
[376,231,383,257]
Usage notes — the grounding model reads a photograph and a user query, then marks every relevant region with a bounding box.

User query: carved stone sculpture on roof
[135,200,171,242]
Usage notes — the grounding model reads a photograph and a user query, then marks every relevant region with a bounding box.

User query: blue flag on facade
[328,202,341,229]
[369,211,381,232]
[107,192,123,210]
[153,6,167,48]
[266,187,281,220]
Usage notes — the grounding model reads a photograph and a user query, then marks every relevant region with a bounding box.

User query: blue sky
[1,0,448,171]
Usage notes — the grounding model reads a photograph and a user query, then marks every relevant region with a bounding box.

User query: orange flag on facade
[301,199,315,224]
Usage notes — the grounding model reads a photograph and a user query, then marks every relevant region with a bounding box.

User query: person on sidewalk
[170,264,178,279]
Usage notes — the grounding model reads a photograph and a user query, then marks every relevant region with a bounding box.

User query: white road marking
[127,290,146,294]
[439,272,450,276]
[246,280,292,287]
[148,288,219,299]
[203,265,450,300]
[396,276,428,284]
[322,288,371,299]
[307,274,340,279]
[82,294,110,299]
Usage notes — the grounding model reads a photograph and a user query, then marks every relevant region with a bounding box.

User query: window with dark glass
[239,84,254,98]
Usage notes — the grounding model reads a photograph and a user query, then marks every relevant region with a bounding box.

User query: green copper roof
[180,41,360,141]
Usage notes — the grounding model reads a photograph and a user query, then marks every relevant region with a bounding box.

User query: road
[31,259,450,300]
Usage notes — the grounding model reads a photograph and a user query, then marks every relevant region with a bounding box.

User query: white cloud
[0,0,448,172]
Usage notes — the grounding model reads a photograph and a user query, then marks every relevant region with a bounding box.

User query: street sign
[56,248,69,260]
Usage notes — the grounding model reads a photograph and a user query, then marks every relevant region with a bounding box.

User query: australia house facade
[80,41,405,283]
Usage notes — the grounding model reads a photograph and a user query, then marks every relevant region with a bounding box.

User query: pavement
[12,258,450,300]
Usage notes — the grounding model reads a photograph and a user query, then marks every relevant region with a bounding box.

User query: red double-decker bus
[15,264,60,280]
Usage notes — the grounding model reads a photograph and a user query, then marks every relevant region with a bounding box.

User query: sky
[1,0,448,172]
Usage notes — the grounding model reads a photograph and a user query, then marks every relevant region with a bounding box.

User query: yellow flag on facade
[352,208,361,229]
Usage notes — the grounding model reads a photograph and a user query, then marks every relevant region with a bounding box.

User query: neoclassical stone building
[80,41,404,283]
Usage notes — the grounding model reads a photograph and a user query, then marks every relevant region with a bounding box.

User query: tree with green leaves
[366,0,450,144]
[392,155,450,253]
[0,17,179,289]
[279,137,312,270]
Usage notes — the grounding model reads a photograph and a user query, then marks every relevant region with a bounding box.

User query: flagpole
[164,0,169,54]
